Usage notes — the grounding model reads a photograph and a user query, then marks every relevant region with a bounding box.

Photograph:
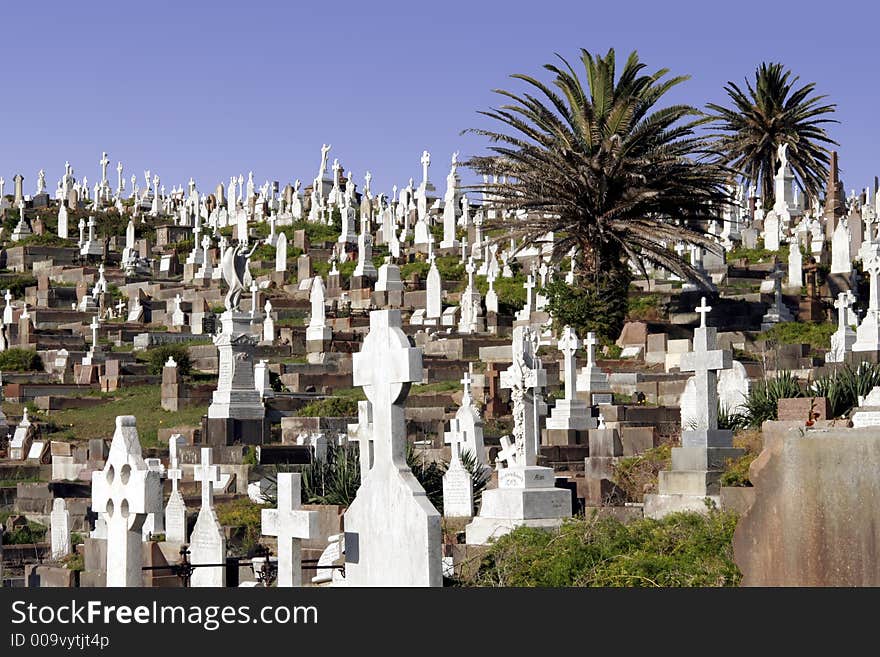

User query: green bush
[811,362,880,418]
[0,275,37,298]
[613,443,672,502]
[144,344,192,376]
[720,453,757,487]
[3,521,47,545]
[761,321,836,351]
[295,397,358,418]
[216,498,266,556]
[0,348,43,371]
[742,371,803,427]
[543,270,631,341]
[300,444,362,506]
[468,509,741,587]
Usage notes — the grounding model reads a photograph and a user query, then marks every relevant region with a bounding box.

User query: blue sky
[4,0,876,198]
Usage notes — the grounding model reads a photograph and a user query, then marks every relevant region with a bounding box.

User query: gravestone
[442,426,475,518]
[261,473,317,587]
[344,310,441,586]
[189,448,226,587]
[91,416,162,586]
[645,299,743,518]
[164,434,188,544]
[50,498,71,560]
[466,326,571,545]
[546,325,594,444]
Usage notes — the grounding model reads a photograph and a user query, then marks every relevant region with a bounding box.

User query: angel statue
[220,240,259,312]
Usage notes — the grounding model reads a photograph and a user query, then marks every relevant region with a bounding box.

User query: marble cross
[261,473,317,587]
[193,447,221,511]
[558,325,580,400]
[91,416,159,586]
[352,310,423,467]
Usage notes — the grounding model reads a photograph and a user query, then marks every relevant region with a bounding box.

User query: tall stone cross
[420,150,431,186]
[91,416,160,586]
[100,152,110,183]
[90,316,100,350]
[167,436,183,495]
[261,473,318,587]
[352,310,423,468]
[679,299,731,432]
[496,435,519,469]
[558,325,580,400]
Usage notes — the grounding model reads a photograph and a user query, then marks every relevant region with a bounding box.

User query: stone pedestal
[206,312,265,445]
[545,398,594,445]
[644,428,743,518]
[465,465,571,545]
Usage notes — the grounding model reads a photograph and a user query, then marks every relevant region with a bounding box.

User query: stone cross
[261,473,318,587]
[558,325,580,400]
[444,417,464,463]
[585,331,598,367]
[90,316,100,350]
[523,275,536,314]
[496,435,519,469]
[115,299,126,316]
[461,371,473,407]
[420,150,431,186]
[679,301,732,432]
[100,152,110,184]
[695,296,712,328]
[193,447,220,511]
[835,291,854,332]
[352,310,423,467]
[91,416,160,586]
[350,400,374,474]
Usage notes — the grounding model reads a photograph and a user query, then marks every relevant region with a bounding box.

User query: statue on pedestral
[220,241,259,312]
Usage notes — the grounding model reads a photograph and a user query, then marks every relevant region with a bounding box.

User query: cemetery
[2,39,880,590]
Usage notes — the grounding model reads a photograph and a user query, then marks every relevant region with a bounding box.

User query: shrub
[761,321,836,351]
[468,509,741,587]
[720,453,757,487]
[3,520,47,545]
[144,344,192,376]
[742,371,803,427]
[1,275,37,298]
[0,348,43,371]
[612,443,672,502]
[811,362,880,418]
[216,497,266,556]
[295,397,358,418]
[300,444,361,506]
[543,270,631,341]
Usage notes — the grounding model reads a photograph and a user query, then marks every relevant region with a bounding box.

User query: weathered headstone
[261,473,317,587]
[189,448,226,587]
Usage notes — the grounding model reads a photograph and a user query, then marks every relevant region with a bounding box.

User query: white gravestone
[344,310,442,586]
[91,416,162,586]
[50,498,72,560]
[261,473,317,587]
[164,434,188,544]
[189,447,227,587]
[442,425,475,518]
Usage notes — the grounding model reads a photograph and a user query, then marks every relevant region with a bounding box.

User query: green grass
[29,385,208,449]
[727,243,790,264]
[411,380,461,394]
[467,509,741,587]
[760,321,836,350]
[294,396,358,417]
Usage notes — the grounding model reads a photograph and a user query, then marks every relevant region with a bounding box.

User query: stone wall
[733,426,880,586]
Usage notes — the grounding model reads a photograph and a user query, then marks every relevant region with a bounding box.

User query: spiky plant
[742,371,803,428]
[465,48,731,291]
[707,62,837,203]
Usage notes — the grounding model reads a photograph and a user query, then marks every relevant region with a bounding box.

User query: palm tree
[465,48,730,292]
[706,62,837,204]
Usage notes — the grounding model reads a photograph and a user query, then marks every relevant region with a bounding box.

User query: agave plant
[811,362,880,419]
[707,62,837,203]
[742,371,803,428]
[465,48,732,291]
